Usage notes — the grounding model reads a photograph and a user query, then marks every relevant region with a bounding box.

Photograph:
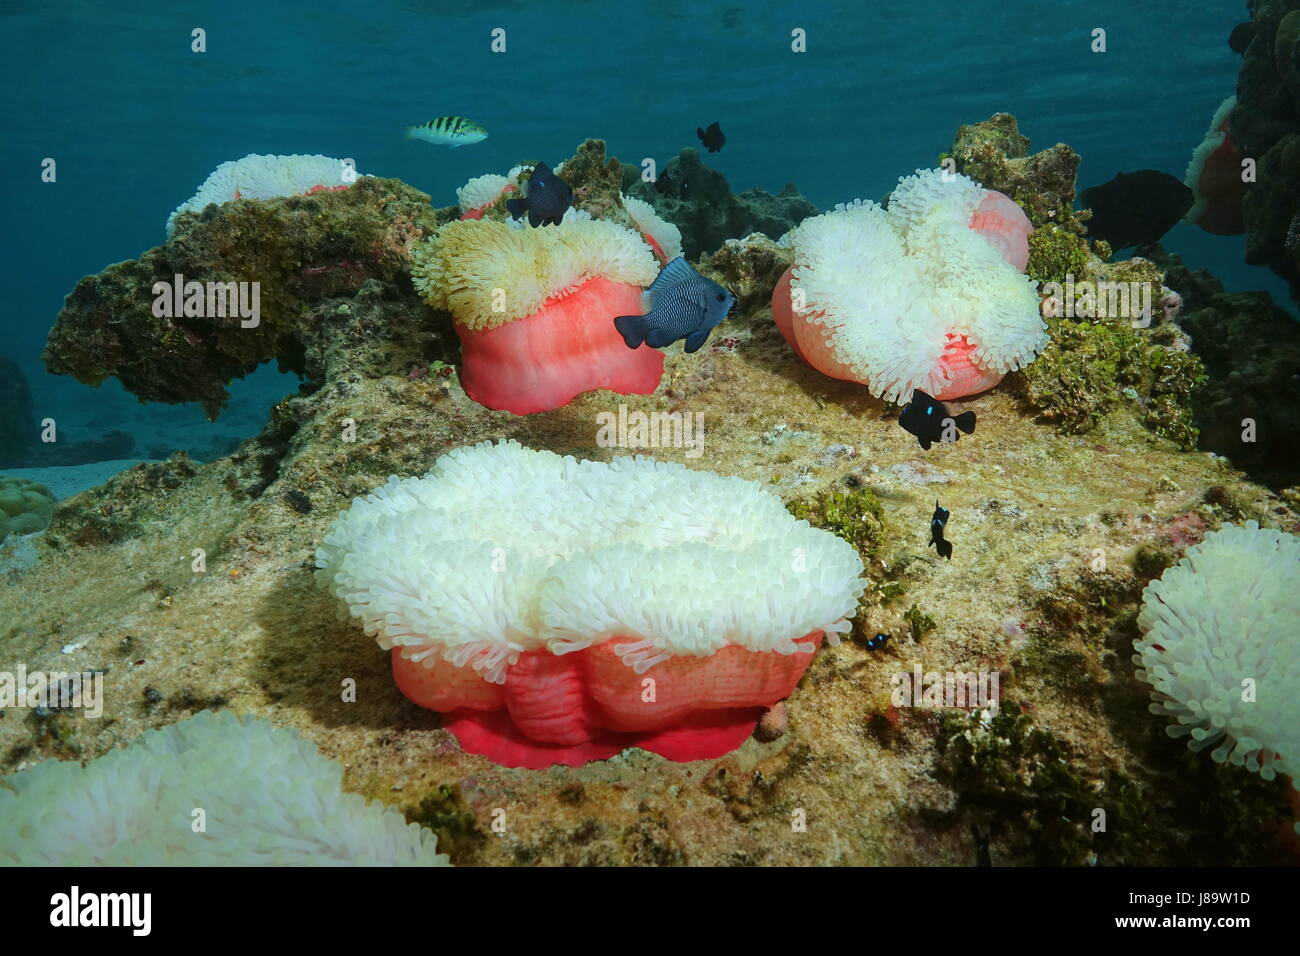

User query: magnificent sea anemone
[1182,96,1246,236]
[316,440,865,769]
[1135,522,1299,798]
[165,153,363,237]
[621,195,684,263]
[0,710,449,865]
[410,217,663,414]
[456,172,514,220]
[772,169,1044,402]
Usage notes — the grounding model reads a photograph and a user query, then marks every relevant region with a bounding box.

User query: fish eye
[716,292,727,301]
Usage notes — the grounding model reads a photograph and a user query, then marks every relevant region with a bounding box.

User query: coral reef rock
[44,177,453,419]
[1151,246,1300,487]
[1234,0,1300,302]
[624,147,818,260]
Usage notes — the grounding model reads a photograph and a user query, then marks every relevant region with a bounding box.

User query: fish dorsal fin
[646,257,696,303]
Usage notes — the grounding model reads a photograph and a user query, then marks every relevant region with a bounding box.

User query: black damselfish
[861,632,892,651]
[505,162,572,227]
[1080,170,1193,250]
[929,500,952,560]
[898,389,976,450]
[697,121,725,153]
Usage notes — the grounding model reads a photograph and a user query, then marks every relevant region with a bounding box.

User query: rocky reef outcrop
[623,147,818,260]
[1149,246,1300,488]
[44,177,454,419]
[1234,0,1300,303]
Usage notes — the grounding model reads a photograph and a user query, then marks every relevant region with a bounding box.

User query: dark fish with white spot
[929,500,952,560]
[614,257,734,353]
[898,388,976,450]
[697,121,725,153]
[861,632,891,651]
[506,162,572,227]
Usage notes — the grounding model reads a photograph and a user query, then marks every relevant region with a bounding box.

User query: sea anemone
[165,153,364,237]
[410,217,662,414]
[1134,521,1299,792]
[316,440,865,769]
[622,195,684,262]
[456,172,513,220]
[1183,96,1246,236]
[0,710,449,865]
[772,169,1044,402]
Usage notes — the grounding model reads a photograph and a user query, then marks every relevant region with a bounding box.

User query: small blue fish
[614,257,734,353]
[506,162,572,227]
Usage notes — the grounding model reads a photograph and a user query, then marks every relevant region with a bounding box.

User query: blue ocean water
[1,0,1287,461]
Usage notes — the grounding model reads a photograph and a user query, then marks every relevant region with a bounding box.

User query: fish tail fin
[404,126,418,140]
[505,197,527,221]
[955,411,977,434]
[937,539,953,560]
[614,315,646,349]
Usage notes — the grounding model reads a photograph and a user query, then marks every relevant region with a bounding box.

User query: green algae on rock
[943,115,1206,448]
[1016,316,1206,448]
[947,114,1101,248]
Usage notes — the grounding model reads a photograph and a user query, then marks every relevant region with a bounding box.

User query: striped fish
[405,116,488,148]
